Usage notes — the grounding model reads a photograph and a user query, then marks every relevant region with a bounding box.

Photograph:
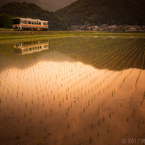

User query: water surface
[0,37,145,145]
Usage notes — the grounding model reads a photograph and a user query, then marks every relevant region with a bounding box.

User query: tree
[0,13,12,28]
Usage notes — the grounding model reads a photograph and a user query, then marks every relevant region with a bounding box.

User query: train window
[23,20,27,24]
[34,22,36,25]
[37,22,38,25]
[44,22,48,25]
[44,45,48,48]
[12,19,20,24]
[28,21,31,24]
[32,22,33,24]
[39,22,41,25]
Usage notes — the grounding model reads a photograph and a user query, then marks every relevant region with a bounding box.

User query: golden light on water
[0,38,145,145]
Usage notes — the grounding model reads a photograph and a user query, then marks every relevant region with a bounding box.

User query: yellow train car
[12,17,49,31]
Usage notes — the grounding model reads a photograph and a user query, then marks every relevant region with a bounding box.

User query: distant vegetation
[0,2,68,30]
[55,0,145,26]
[0,13,12,28]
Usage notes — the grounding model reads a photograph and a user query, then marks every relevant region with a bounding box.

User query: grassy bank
[0,30,145,44]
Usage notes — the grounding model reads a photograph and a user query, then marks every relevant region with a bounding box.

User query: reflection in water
[0,37,145,145]
[14,41,49,55]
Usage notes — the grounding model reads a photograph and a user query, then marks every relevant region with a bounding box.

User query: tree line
[0,2,68,30]
[55,0,145,26]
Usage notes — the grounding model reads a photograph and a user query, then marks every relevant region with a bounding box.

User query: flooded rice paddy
[0,37,145,145]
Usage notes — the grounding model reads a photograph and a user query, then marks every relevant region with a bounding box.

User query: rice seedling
[94,95,96,100]
[91,121,93,129]
[59,101,61,107]
[62,97,64,103]
[107,125,110,133]
[43,101,44,107]
[102,102,103,107]
[17,117,20,123]
[66,111,69,116]
[25,102,27,108]
[44,125,47,131]
[25,126,28,135]
[24,113,26,118]
[141,100,143,105]
[11,108,13,114]
[67,106,70,111]
[108,141,110,145]
[43,134,46,140]
[31,99,33,104]
[126,117,129,122]
[99,90,101,95]
[72,129,75,137]
[50,108,52,113]
[90,134,92,143]
[91,97,93,102]
[45,112,47,117]
[37,140,43,145]
[112,109,114,115]
[30,108,32,114]
[97,131,100,137]
[40,119,43,123]
[7,103,9,109]
[109,112,111,118]
[143,92,145,99]
[67,122,70,128]
[88,100,90,106]
[66,94,68,100]
[29,117,31,122]
[83,107,85,113]
[98,119,100,125]
[138,121,140,129]
[103,115,105,121]
[53,95,55,100]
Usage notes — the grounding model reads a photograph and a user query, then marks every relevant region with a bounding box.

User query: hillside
[0,2,68,30]
[0,0,77,11]
[55,0,145,26]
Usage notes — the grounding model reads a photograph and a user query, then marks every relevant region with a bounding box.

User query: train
[12,17,49,31]
[14,40,49,55]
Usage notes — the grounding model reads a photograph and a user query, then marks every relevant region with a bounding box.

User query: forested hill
[55,0,145,26]
[0,2,68,30]
[0,0,77,11]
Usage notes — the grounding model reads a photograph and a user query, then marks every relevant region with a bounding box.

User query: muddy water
[0,38,145,145]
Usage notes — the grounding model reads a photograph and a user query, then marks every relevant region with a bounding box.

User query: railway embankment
[0,30,61,35]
